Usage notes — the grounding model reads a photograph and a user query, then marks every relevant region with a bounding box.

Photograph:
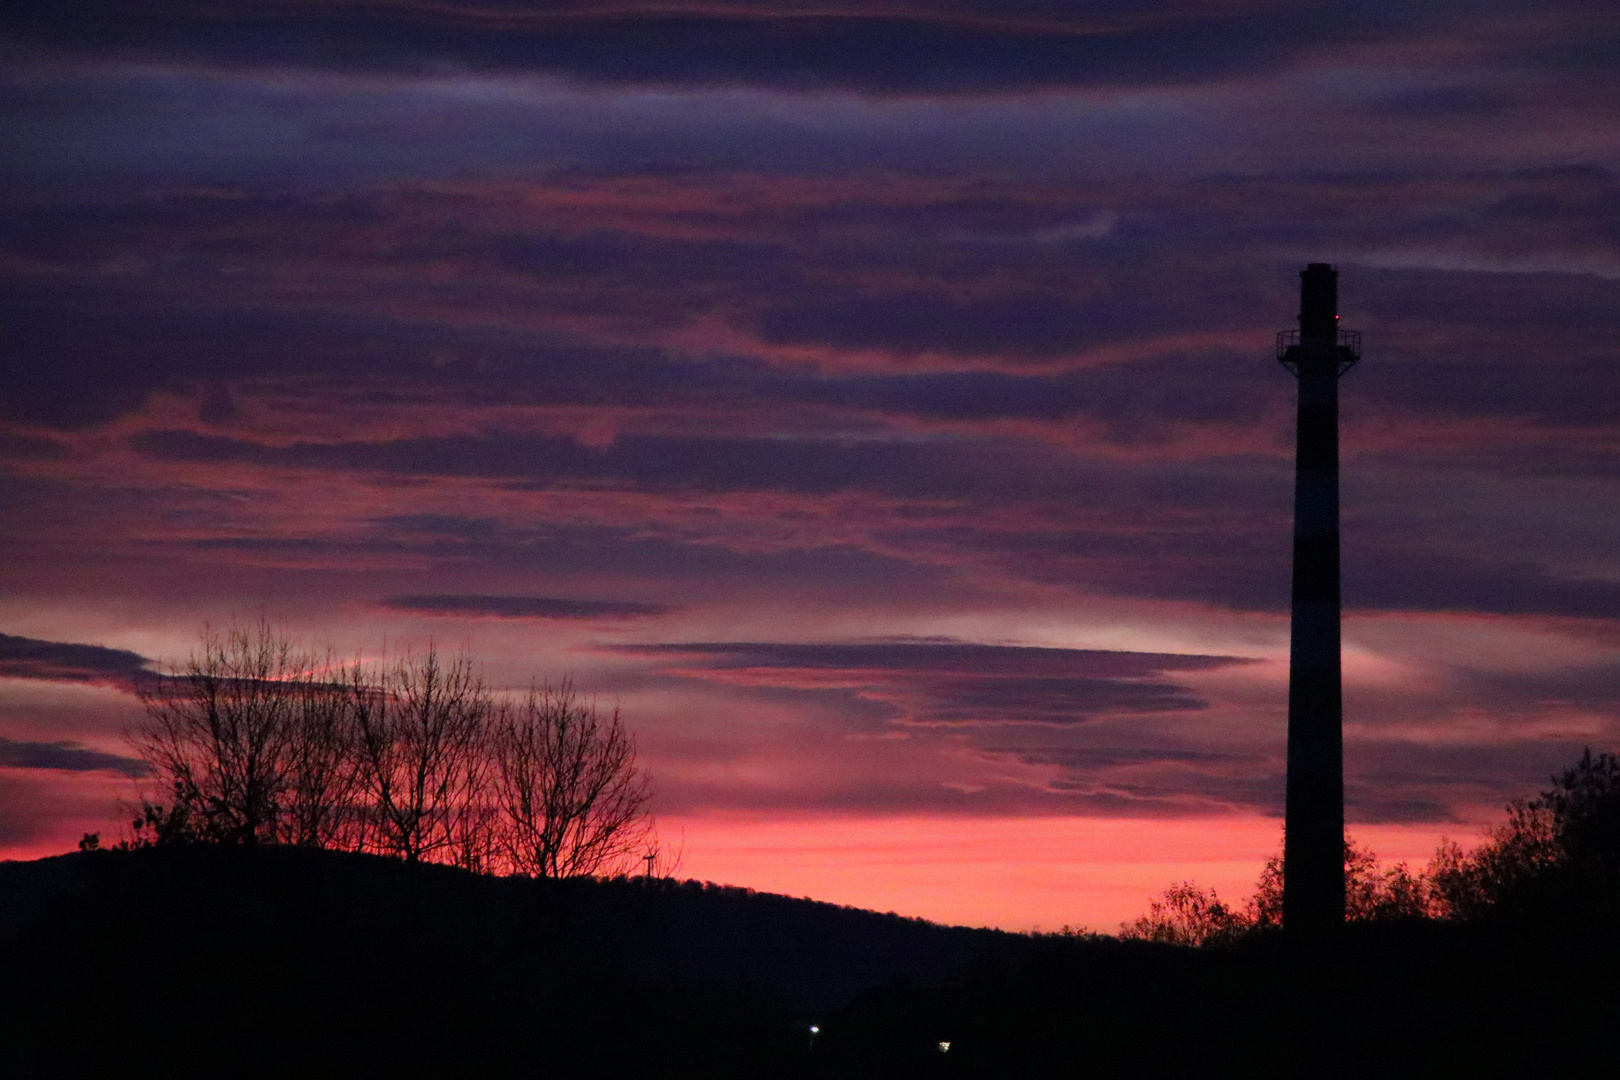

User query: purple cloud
[1,2,1411,93]
[383,593,669,619]
[0,632,150,689]
[0,736,151,778]
[622,640,1253,726]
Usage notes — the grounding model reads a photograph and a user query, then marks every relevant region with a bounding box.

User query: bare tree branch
[348,646,490,864]
[129,626,658,879]
[132,620,312,844]
[493,683,653,878]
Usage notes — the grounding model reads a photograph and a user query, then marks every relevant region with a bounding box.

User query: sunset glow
[3,0,1619,930]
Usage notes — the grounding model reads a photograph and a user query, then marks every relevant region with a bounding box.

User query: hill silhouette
[4,845,1619,1078]
[0,845,1027,1078]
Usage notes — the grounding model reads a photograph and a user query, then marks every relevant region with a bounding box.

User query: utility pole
[1277,264,1359,936]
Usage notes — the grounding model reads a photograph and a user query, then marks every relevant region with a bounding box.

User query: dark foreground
[2,847,1616,1078]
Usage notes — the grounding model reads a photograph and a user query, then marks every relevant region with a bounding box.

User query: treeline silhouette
[1123,748,1620,946]
[95,621,661,878]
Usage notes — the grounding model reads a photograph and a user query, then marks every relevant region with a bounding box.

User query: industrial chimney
[1277,264,1359,935]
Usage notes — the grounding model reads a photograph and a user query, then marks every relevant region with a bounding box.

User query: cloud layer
[1,0,1619,915]
[384,594,669,619]
[0,2,1490,93]
[0,633,151,689]
[0,736,150,778]
[625,639,1251,725]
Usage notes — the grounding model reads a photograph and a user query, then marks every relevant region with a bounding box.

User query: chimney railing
[1276,328,1360,360]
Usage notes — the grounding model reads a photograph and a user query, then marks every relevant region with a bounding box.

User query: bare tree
[492,683,653,878]
[278,657,363,849]
[129,625,659,878]
[439,682,498,874]
[132,621,308,844]
[348,646,490,863]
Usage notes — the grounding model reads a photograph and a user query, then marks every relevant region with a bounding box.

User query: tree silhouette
[1250,839,1434,926]
[492,682,653,878]
[1431,748,1620,921]
[128,624,657,878]
[346,647,491,864]
[132,621,312,844]
[1119,881,1249,946]
[279,665,361,849]
[1125,747,1620,942]
[1124,837,1436,943]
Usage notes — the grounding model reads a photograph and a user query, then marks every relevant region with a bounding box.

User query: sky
[2,0,1620,931]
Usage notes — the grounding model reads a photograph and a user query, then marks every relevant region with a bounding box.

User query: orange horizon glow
[670,813,1461,931]
[1,779,1462,933]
